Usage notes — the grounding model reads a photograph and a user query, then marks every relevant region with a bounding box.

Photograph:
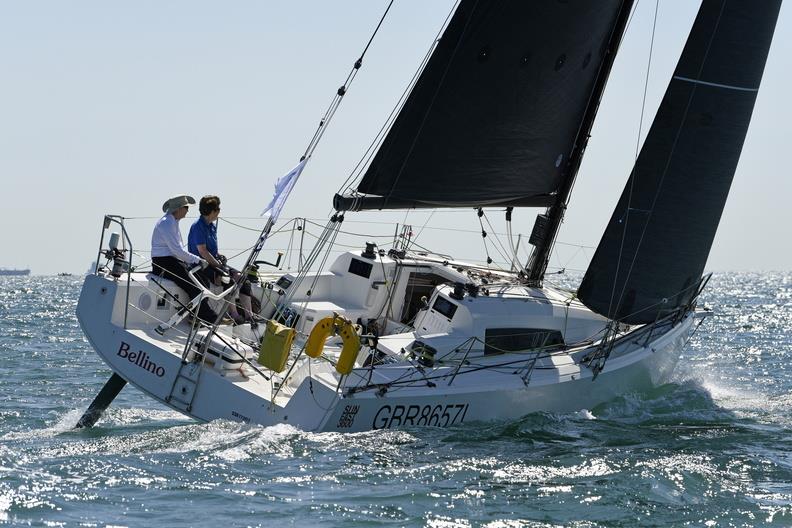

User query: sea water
[0,273,790,527]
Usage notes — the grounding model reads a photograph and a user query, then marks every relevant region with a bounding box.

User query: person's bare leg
[240,293,254,321]
[227,299,244,323]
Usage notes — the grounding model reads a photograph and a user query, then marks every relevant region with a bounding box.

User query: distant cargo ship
[0,268,30,276]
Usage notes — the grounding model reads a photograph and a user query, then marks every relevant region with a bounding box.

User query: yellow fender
[304,314,361,375]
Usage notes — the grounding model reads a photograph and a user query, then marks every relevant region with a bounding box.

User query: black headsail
[334,0,634,212]
[578,0,782,325]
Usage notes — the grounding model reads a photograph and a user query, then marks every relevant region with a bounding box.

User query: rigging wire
[215,213,598,242]
[591,0,663,354]
[406,210,436,252]
[608,0,719,320]
[302,0,395,161]
[213,0,399,336]
[504,207,520,272]
[475,208,514,270]
[481,211,514,270]
[632,0,660,160]
[607,0,660,319]
[476,208,493,265]
[380,0,478,206]
[122,214,594,276]
[338,1,461,196]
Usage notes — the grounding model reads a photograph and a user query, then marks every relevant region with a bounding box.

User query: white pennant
[260,159,308,223]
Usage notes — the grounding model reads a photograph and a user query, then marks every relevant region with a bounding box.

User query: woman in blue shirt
[188,195,254,324]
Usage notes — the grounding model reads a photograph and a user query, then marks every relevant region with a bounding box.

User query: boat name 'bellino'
[117,341,165,377]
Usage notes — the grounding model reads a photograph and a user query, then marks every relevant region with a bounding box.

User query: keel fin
[75,373,127,428]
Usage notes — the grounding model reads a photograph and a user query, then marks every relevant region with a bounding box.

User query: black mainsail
[578,0,782,325]
[334,0,634,212]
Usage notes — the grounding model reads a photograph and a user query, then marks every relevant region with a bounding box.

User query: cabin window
[432,296,458,320]
[348,258,373,279]
[484,328,564,355]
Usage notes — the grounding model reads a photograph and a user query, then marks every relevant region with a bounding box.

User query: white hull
[77,270,692,433]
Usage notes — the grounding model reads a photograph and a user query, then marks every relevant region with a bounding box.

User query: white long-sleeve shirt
[151,213,200,264]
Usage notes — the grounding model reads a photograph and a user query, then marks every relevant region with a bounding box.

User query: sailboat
[0,268,31,276]
[75,0,781,432]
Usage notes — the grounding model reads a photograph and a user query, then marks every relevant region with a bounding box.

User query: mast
[524,0,635,285]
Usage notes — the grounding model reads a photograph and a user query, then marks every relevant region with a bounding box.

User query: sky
[1,1,789,276]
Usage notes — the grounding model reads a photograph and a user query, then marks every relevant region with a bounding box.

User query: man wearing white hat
[151,195,218,323]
